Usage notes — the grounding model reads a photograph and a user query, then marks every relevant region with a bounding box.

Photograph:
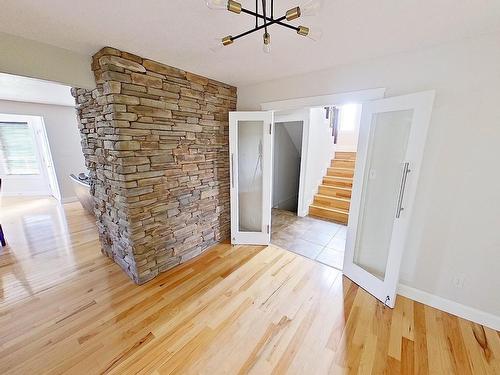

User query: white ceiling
[0,73,74,107]
[0,0,499,87]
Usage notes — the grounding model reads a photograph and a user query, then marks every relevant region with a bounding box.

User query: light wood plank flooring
[0,198,499,374]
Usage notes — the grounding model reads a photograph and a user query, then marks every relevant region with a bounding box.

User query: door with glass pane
[343,91,435,307]
[229,111,273,245]
[0,114,53,197]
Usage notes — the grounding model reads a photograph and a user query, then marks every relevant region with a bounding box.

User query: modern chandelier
[206,0,323,53]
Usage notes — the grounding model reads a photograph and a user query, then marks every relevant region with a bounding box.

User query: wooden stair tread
[318,185,352,199]
[315,194,350,203]
[327,167,354,178]
[309,204,349,224]
[324,175,352,180]
[324,176,353,183]
[309,204,348,213]
[328,167,354,172]
[319,184,351,191]
[327,167,354,173]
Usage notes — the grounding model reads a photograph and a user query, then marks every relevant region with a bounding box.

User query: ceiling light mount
[206,0,323,53]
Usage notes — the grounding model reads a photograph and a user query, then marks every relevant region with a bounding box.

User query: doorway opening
[272,121,303,213]
[230,89,435,307]
[270,103,362,270]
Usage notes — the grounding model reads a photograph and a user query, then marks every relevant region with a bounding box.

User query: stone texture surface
[73,47,236,284]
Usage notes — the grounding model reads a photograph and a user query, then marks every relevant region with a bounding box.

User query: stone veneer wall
[73,47,236,284]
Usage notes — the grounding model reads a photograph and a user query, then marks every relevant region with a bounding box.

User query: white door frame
[343,90,436,308]
[261,88,386,217]
[229,111,274,245]
[260,88,386,111]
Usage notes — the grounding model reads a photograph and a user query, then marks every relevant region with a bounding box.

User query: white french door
[343,91,435,308]
[229,111,274,245]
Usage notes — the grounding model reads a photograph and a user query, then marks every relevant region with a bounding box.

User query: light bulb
[306,27,323,41]
[206,0,227,10]
[300,0,324,16]
[209,38,224,53]
[263,32,271,54]
[297,26,322,41]
[209,36,233,52]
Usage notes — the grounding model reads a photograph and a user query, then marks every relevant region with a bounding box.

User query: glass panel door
[229,111,273,245]
[238,121,263,232]
[343,91,435,307]
[354,110,413,281]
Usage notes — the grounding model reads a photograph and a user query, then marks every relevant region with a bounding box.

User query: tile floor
[271,209,346,270]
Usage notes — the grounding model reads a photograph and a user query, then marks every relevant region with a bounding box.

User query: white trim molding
[398,283,500,331]
[260,88,386,111]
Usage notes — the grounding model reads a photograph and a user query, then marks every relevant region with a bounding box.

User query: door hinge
[266,224,270,234]
[269,123,272,134]
[384,296,390,308]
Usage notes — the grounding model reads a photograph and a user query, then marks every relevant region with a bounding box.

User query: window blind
[0,122,40,175]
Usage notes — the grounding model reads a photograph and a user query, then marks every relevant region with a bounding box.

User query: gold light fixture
[297,26,309,36]
[286,7,301,21]
[227,0,242,14]
[222,36,234,46]
[206,0,323,53]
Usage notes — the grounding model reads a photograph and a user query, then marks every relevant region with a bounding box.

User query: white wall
[336,104,362,152]
[273,122,302,211]
[302,108,336,214]
[0,100,86,200]
[238,32,500,322]
[0,32,94,89]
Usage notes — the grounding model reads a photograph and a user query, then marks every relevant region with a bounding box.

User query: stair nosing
[319,184,352,191]
[324,176,353,181]
[309,204,349,214]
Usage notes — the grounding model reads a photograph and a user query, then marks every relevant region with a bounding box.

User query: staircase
[308,152,356,224]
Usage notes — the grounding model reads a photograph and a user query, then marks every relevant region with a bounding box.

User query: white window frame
[0,113,60,200]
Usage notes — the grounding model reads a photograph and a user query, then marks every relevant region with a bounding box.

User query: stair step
[327,167,354,178]
[323,176,353,188]
[314,194,351,210]
[309,205,349,224]
[318,185,352,198]
[331,159,356,168]
[335,152,357,160]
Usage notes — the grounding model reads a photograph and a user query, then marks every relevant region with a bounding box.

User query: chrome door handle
[230,153,234,188]
[396,162,411,218]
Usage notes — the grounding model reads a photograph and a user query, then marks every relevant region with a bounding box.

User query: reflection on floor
[2,198,500,373]
[271,209,345,270]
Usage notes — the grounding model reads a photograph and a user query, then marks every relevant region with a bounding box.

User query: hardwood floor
[0,198,499,374]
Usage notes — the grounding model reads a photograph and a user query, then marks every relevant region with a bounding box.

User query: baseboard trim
[62,196,78,204]
[397,283,500,331]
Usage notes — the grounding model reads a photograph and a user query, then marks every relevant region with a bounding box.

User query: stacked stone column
[73,47,236,284]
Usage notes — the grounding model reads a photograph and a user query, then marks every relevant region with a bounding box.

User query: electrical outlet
[452,275,466,289]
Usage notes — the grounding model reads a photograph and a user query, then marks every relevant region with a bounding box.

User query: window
[0,122,40,175]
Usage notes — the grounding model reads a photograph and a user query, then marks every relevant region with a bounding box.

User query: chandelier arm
[261,0,268,35]
[255,0,258,27]
[240,8,300,31]
[271,0,274,19]
[231,15,287,41]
